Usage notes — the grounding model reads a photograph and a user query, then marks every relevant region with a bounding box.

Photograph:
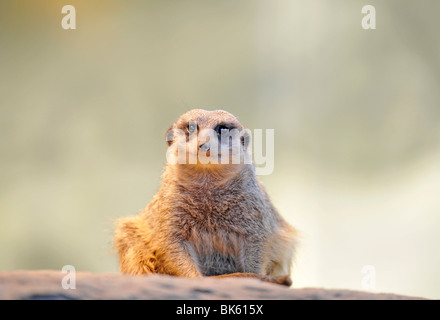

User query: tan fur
[113,109,298,286]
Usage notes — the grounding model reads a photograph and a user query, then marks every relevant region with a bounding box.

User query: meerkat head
[165,109,252,175]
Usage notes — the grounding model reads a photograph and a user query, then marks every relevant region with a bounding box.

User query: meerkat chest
[175,187,270,275]
[187,229,262,276]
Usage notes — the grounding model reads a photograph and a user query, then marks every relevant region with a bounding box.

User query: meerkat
[113,109,298,286]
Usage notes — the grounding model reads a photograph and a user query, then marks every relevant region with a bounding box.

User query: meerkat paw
[260,275,292,287]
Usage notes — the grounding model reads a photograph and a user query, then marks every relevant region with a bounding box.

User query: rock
[0,270,426,300]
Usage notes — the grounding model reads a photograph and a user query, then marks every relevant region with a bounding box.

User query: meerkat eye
[187,123,197,134]
[216,125,230,135]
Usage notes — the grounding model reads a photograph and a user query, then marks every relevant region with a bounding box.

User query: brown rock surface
[0,270,426,300]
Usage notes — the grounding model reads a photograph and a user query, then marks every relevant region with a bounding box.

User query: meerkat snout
[199,142,210,152]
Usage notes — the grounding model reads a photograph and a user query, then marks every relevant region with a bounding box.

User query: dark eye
[188,122,197,134]
[217,125,229,135]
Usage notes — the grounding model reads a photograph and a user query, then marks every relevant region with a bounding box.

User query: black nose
[199,142,210,152]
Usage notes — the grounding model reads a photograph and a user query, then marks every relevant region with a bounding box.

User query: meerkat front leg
[160,241,203,277]
[114,217,201,277]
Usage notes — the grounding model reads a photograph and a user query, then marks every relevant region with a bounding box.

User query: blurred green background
[1,0,439,299]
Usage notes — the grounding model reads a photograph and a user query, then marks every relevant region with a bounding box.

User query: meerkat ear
[165,126,174,146]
